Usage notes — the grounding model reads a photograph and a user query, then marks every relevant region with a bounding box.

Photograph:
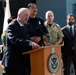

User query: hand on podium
[29,42,40,49]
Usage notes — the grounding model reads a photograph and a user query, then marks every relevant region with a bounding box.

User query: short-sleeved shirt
[44,21,64,44]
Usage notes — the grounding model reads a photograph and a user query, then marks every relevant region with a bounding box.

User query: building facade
[36,0,76,27]
[0,0,76,39]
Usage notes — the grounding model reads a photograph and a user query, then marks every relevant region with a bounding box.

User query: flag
[3,0,11,32]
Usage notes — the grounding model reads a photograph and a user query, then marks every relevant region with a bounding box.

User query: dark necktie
[21,26,27,39]
[70,27,73,38]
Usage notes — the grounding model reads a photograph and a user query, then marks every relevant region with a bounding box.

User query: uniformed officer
[26,3,48,46]
[44,10,64,45]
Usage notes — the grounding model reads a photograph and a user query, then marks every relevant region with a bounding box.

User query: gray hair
[17,8,28,15]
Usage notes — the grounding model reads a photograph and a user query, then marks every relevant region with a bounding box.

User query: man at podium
[1,8,40,75]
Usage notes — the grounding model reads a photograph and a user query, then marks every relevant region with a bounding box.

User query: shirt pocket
[52,28,59,38]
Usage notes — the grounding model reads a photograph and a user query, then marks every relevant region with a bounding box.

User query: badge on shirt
[53,26,58,32]
[38,21,41,25]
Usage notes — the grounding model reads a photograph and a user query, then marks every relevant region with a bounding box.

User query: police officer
[26,3,48,46]
[44,10,64,45]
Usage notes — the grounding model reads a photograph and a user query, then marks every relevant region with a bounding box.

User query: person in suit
[62,14,76,75]
[1,8,40,75]
[26,3,48,46]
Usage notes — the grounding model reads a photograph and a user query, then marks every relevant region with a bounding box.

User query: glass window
[73,4,76,23]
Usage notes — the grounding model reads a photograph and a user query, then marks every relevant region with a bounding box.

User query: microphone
[36,26,49,38]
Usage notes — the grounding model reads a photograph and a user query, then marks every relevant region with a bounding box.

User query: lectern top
[22,45,63,55]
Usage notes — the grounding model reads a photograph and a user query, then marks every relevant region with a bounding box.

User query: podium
[23,45,62,75]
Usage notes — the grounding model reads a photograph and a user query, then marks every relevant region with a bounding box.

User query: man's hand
[30,42,40,49]
[43,35,47,39]
[30,36,41,43]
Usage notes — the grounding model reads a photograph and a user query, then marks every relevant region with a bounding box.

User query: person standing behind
[44,11,64,45]
[1,8,40,75]
[26,3,48,46]
[1,16,16,52]
[1,16,16,75]
[61,14,76,75]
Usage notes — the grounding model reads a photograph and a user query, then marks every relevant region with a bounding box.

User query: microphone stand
[37,27,49,46]
[40,34,45,46]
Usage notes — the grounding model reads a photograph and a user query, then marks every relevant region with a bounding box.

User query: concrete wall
[66,0,76,24]
[10,0,36,17]
[66,0,76,15]
[36,0,66,27]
